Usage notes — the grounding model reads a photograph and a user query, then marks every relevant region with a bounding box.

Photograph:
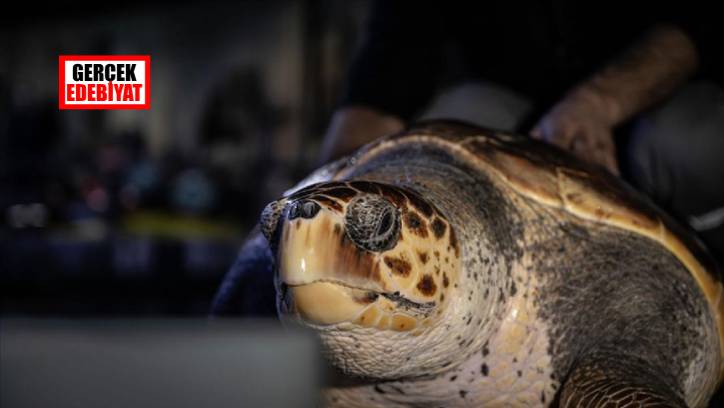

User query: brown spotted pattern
[417,275,437,296]
[431,217,447,239]
[405,212,428,238]
[384,256,412,277]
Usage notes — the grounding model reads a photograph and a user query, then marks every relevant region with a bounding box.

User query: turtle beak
[274,199,387,325]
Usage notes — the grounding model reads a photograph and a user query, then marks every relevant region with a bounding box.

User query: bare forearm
[531,25,700,175]
[575,24,700,126]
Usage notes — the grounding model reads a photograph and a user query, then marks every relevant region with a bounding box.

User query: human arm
[531,24,700,175]
[319,107,405,164]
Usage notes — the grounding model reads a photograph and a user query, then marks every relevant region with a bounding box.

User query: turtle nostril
[300,200,320,219]
[287,201,301,220]
[287,200,320,220]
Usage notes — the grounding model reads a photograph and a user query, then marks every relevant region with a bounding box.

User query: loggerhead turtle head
[261,180,461,337]
[262,181,460,334]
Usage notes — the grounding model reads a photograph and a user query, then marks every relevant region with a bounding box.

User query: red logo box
[59,55,151,110]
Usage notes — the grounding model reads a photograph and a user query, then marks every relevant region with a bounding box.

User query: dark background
[1,0,369,316]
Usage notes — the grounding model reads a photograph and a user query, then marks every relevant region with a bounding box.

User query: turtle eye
[301,201,320,218]
[377,208,394,236]
[345,195,400,252]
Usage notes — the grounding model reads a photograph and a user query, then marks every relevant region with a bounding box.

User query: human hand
[319,107,405,165]
[531,88,620,175]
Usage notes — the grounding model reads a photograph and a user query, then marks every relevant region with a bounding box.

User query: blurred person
[320,1,724,261]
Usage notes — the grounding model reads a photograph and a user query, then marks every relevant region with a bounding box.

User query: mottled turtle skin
[244,121,724,407]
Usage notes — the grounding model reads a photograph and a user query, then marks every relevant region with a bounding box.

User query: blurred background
[0,0,370,316]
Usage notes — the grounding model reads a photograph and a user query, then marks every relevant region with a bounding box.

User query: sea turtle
[217,121,724,407]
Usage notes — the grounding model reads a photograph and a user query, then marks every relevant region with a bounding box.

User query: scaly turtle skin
[246,121,724,407]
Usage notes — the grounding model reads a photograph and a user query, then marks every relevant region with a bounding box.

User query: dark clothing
[342,1,722,122]
[625,81,724,264]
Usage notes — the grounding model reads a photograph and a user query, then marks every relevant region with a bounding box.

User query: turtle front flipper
[561,351,687,408]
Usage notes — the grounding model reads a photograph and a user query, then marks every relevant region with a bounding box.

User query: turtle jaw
[274,207,433,331]
[275,206,389,293]
[279,280,438,330]
[280,282,378,326]
[271,186,461,332]
[274,204,390,328]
